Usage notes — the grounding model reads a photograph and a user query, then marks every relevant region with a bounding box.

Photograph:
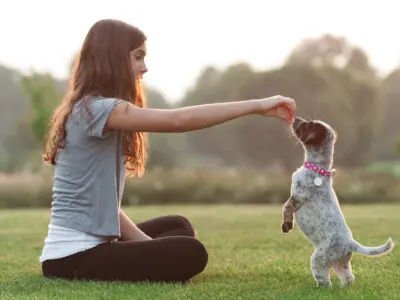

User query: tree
[179,63,257,167]
[372,68,400,160]
[285,34,381,166]
[20,72,61,144]
[285,34,375,75]
[145,87,183,169]
[172,35,384,170]
[397,139,400,156]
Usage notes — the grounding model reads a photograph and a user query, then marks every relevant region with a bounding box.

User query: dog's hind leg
[311,249,331,288]
[332,254,355,287]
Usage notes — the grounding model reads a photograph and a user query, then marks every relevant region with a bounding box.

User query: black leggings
[42,215,208,283]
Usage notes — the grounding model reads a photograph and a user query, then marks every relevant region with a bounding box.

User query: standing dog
[281,117,394,288]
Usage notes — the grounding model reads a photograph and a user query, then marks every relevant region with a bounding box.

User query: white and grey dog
[281,117,394,288]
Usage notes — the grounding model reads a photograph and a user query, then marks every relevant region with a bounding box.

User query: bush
[0,167,399,209]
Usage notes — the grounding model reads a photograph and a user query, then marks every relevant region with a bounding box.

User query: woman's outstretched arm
[106,95,296,133]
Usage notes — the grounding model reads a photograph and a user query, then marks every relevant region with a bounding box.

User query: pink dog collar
[304,161,336,177]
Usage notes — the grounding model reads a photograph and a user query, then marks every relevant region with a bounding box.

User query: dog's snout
[293,117,306,130]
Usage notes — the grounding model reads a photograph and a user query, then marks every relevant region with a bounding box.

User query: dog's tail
[351,237,394,257]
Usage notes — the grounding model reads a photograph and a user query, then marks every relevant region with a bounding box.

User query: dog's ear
[304,124,327,146]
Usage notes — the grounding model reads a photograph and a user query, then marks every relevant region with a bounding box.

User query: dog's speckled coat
[281,117,394,288]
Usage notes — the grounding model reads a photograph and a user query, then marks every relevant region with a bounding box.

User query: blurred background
[1,0,399,208]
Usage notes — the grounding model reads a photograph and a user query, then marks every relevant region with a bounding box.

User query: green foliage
[397,138,400,155]
[1,33,400,172]
[0,66,29,165]
[0,205,399,299]
[180,62,381,169]
[145,87,186,169]
[20,72,60,144]
[173,34,383,169]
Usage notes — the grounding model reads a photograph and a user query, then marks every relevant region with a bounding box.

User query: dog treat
[278,104,294,123]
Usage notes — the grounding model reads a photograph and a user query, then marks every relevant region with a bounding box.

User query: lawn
[0,204,398,299]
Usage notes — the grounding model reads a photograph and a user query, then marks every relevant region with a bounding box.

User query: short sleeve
[85,97,124,139]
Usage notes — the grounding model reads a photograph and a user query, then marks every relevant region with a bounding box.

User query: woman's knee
[170,215,196,237]
[184,238,208,276]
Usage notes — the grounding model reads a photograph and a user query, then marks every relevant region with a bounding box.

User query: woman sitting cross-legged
[39,18,296,283]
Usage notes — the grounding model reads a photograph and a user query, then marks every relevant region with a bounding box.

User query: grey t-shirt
[49,97,126,238]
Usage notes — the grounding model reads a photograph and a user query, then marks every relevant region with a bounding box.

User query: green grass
[0,204,398,299]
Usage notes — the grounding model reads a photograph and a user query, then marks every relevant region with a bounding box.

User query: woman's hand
[119,209,152,241]
[256,95,296,123]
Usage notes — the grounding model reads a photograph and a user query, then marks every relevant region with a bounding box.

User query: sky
[1,0,400,102]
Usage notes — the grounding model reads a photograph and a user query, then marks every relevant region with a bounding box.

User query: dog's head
[292,117,337,149]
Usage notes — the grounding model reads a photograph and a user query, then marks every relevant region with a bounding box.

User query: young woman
[39,19,296,283]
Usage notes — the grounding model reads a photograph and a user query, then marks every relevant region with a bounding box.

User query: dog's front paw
[281,221,293,233]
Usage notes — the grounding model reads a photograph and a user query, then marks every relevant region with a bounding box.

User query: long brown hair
[44,19,148,177]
